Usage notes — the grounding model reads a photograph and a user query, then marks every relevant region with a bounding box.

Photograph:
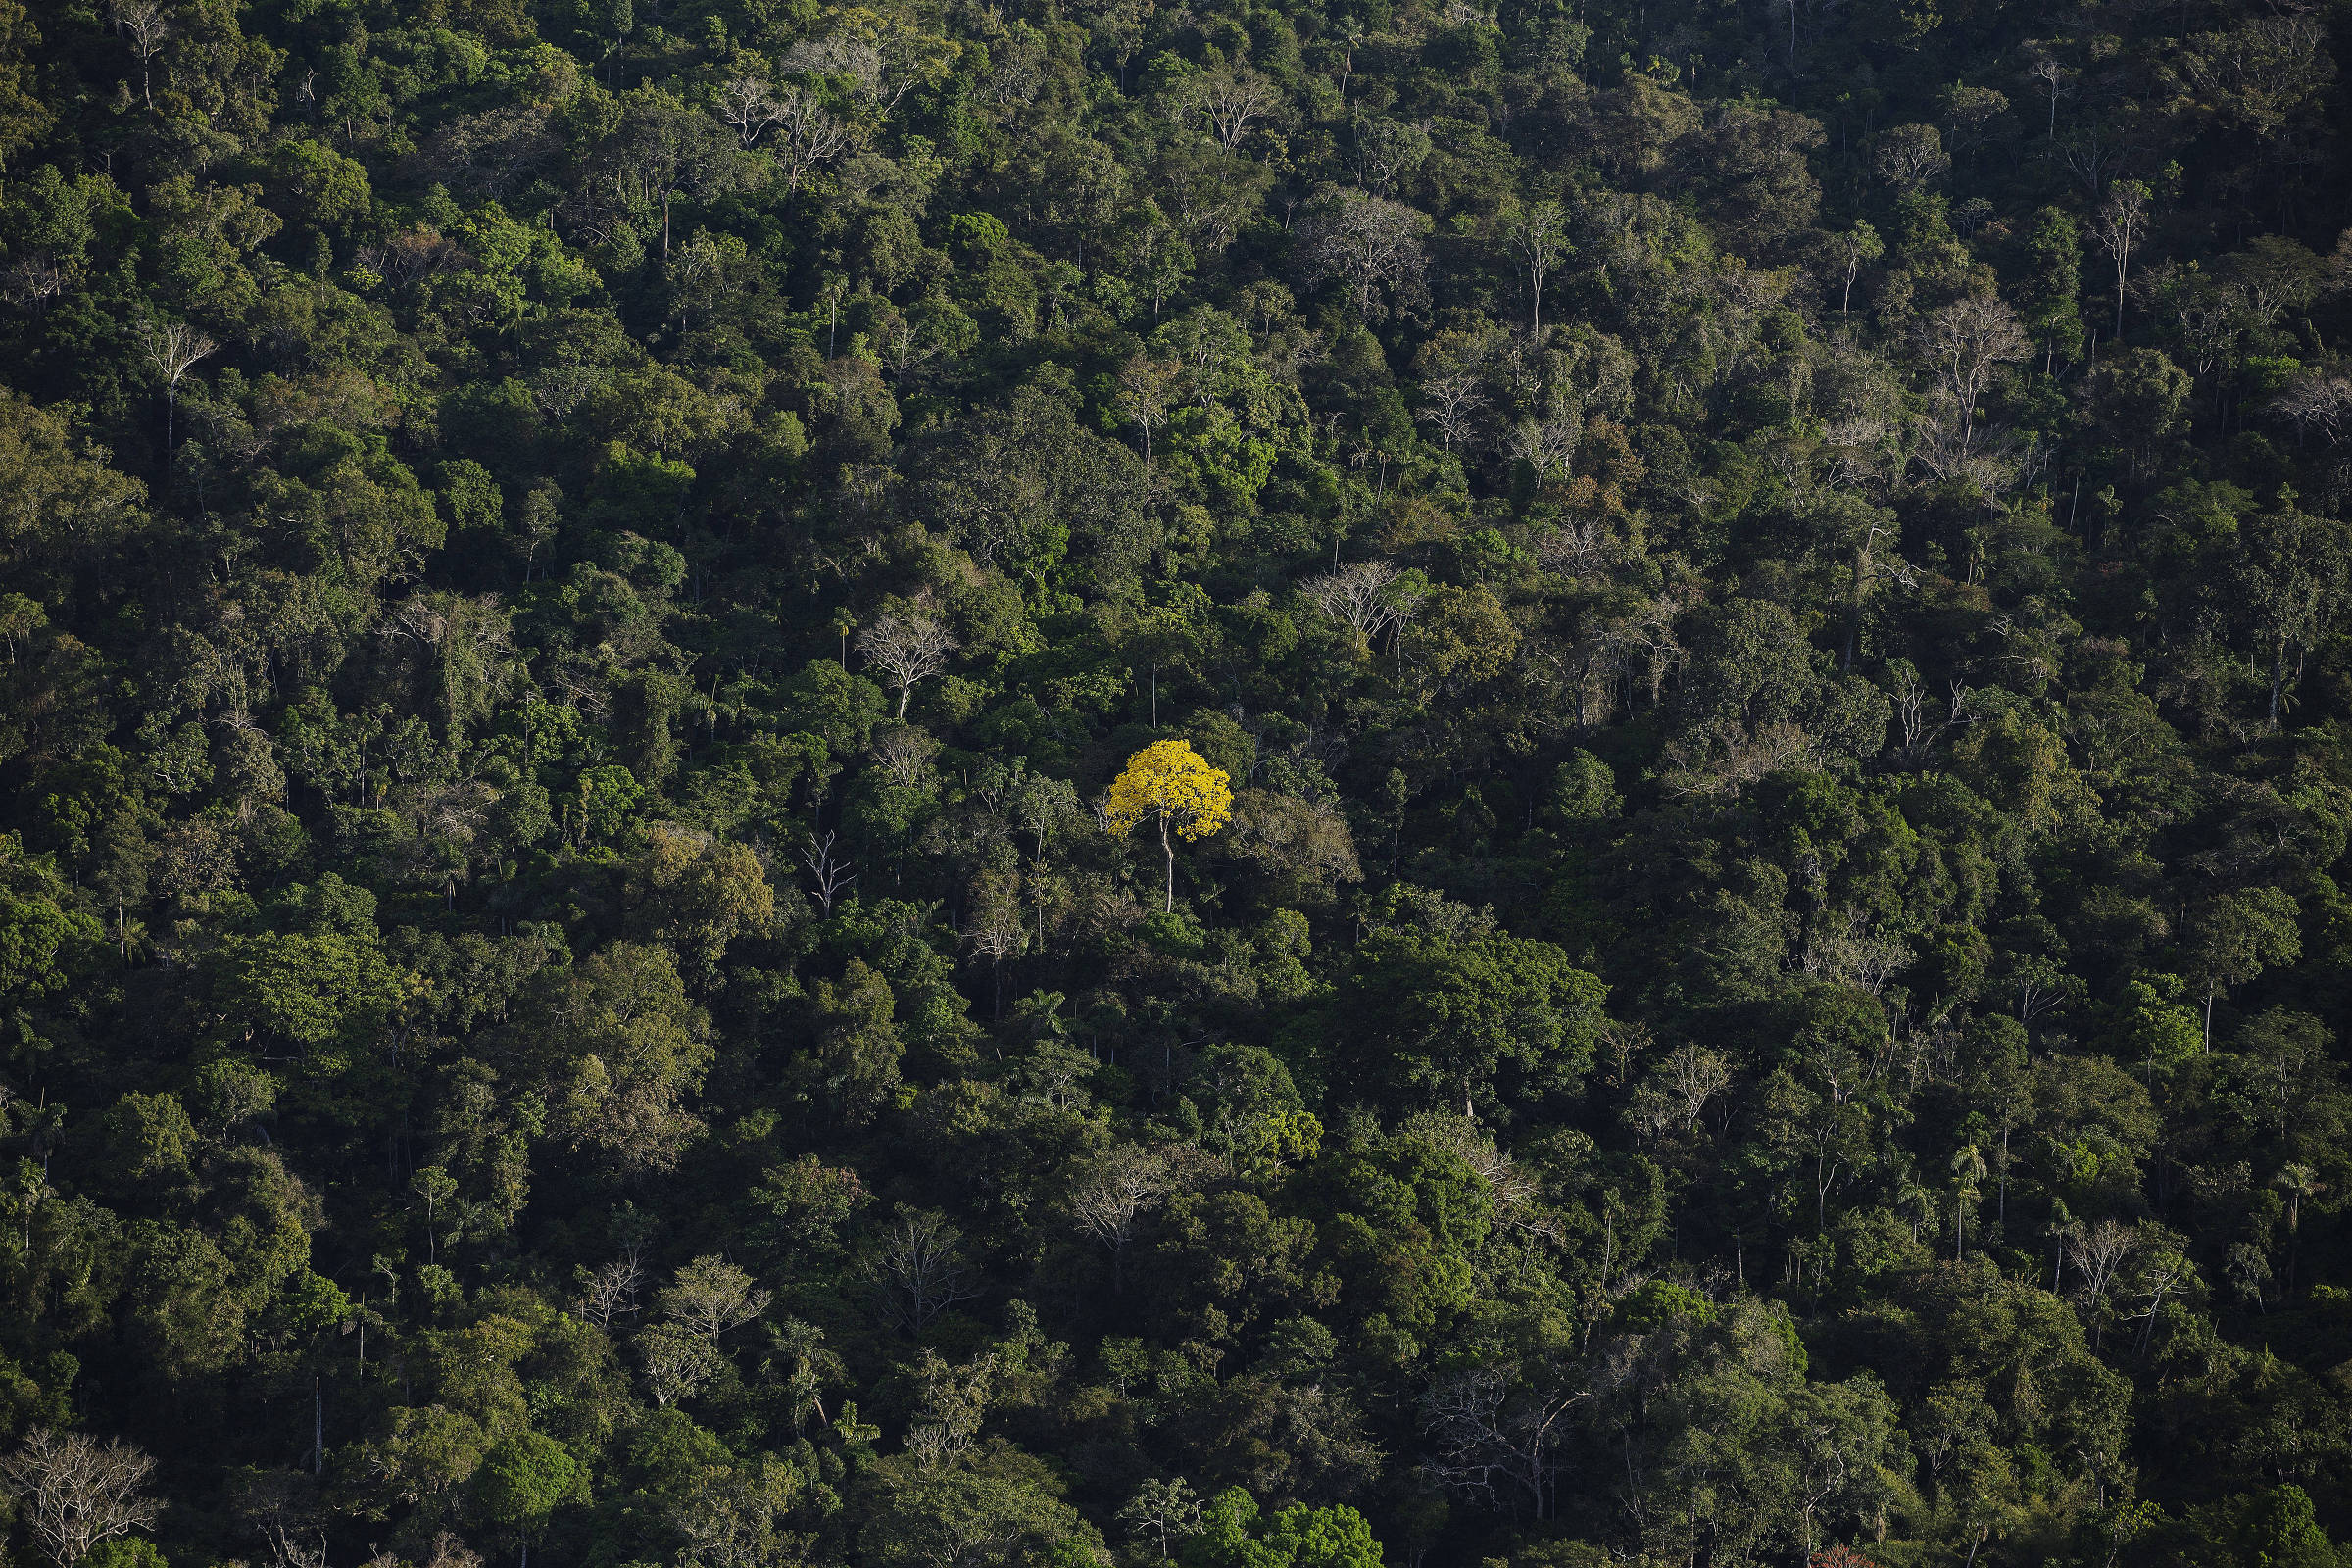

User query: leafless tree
[1189,65,1277,150]
[111,0,171,110]
[1300,560,1427,649]
[264,1524,328,1568]
[577,1254,646,1326]
[2063,1218,2133,1348]
[1509,408,1584,483]
[408,106,561,201]
[3,256,65,313]
[0,1429,161,1568]
[1874,123,1950,192]
[638,1322,723,1407]
[866,1208,974,1335]
[1117,355,1180,464]
[903,1348,996,1469]
[2270,373,2352,446]
[781,35,886,99]
[660,1254,773,1344]
[2090,179,2152,337]
[1501,200,1571,336]
[963,869,1027,1018]
[869,726,940,788]
[1798,912,1916,997]
[1067,1145,1174,1292]
[2021,47,2071,139]
[1645,1044,1732,1135]
[1418,372,1487,452]
[802,829,855,914]
[670,1457,801,1568]
[1531,513,1622,581]
[422,1534,481,1568]
[1821,221,1883,315]
[2123,1235,2193,1357]
[1919,293,2032,444]
[139,318,218,452]
[1119,1478,1205,1561]
[1817,416,1898,489]
[771,86,854,195]
[857,608,957,719]
[2056,120,2128,197]
[1559,595,1682,729]
[715,76,785,147]
[1294,187,1431,320]
[1907,390,2027,493]
[1884,658,1936,761]
[1421,1362,1590,1521]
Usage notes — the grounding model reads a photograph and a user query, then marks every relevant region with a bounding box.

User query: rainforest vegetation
[8,0,2352,1561]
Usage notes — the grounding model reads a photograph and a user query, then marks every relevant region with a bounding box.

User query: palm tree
[1950,1143,1988,1260]
[2276,1163,2326,1297]
[2043,1197,2075,1293]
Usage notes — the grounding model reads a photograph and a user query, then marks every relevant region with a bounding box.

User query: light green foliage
[475,1430,580,1533]
[1182,1488,1383,1568]
[0,2,2343,1566]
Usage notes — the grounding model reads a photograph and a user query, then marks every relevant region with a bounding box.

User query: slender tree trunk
[1160,815,1174,910]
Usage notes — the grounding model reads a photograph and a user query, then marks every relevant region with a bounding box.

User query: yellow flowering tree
[1106,739,1234,911]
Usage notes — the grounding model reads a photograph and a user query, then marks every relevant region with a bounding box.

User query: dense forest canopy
[8,0,2352,1561]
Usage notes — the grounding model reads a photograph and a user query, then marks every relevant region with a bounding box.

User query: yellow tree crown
[1105,739,1234,842]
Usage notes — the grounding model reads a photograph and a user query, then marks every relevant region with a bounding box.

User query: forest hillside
[1,0,2351,1562]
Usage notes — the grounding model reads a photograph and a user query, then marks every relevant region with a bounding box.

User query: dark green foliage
[4,0,2352,1565]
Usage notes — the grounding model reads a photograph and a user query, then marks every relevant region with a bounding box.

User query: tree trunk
[1160,815,1174,910]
